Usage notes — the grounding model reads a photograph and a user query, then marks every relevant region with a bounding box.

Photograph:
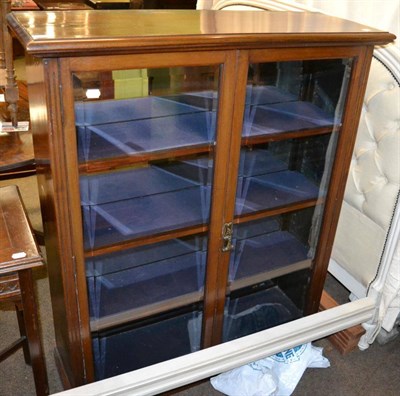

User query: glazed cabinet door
[207,48,361,345]
[62,51,237,380]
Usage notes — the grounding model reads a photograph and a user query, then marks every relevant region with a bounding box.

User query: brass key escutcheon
[222,222,234,252]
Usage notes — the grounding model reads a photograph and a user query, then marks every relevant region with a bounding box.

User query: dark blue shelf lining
[82,167,319,250]
[238,148,288,177]
[228,259,311,293]
[234,216,281,240]
[84,111,216,155]
[229,230,310,283]
[92,282,302,379]
[243,101,334,137]
[87,219,311,328]
[92,310,200,380]
[86,236,206,277]
[235,170,320,215]
[83,185,211,250]
[88,250,206,322]
[80,165,201,206]
[91,290,204,333]
[76,92,333,163]
[75,96,207,126]
[79,146,291,210]
[265,101,335,126]
[245,85,298,105]
[223,285,302,342]
[162,148,287,186]
[174,85,297,107]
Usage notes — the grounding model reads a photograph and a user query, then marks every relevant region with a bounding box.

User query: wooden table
[0,185,48,396]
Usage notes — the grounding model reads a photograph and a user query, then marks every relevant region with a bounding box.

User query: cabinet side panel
[26,56,90,387]
[26,55,72,384]
[306,46,375,313]
[59,57,96,384]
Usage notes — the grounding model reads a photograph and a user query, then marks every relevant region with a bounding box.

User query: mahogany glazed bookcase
[7,9,394,389]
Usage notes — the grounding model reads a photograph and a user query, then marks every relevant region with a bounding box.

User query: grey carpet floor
[1,175,399,396]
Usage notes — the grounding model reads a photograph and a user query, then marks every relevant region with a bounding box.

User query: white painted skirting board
[54,297,375,396]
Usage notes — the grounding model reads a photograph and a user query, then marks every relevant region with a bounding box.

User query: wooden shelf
[78,126,334,175]
[79,145,212,174]
[84,195,320,257]
[90,291,203,332]
[229,259,311,293]
[242,125,334,146]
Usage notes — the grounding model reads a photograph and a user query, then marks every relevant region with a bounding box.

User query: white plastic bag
[210,343,330,396]
[210,362,278,396]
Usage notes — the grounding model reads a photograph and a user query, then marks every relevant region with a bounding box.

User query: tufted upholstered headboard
[329,47,400,294]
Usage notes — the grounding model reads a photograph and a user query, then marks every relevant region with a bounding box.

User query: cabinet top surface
[8,10,395,57]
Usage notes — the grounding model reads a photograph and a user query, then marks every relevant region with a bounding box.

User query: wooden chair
[0,185,49,396]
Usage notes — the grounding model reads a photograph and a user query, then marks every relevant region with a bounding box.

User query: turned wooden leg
[1,0,19,127]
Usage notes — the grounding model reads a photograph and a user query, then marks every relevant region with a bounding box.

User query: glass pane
[223,58,352,340]
[74,67,218,163]
[73,65,219,376]
[80,158,212,249]
[229,209,314,289]
[242,60,349,137]
[86,235,207,323]
[92,309,202,380]
[235,136,331,216]
[223,270,308,342]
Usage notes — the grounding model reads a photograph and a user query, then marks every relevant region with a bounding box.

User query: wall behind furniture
[295,0,399,48]
[197,1,399,48]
